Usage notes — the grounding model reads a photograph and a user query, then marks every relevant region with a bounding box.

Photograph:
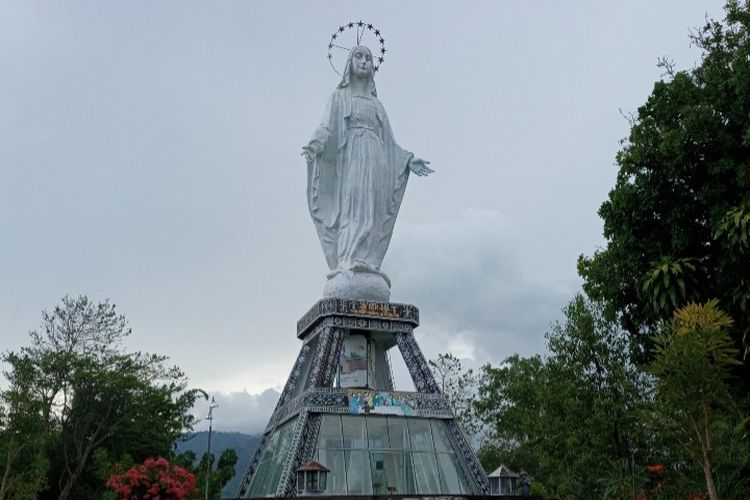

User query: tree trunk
[701,399,719,500]
[58,465,81,500]
[703,452,719,500]
[0,449,13,500]
[58,446,91,500]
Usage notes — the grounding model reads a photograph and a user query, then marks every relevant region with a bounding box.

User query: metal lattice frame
[279,413,322,497]
[307,327,345,388]
[395,331,441,393]
[239,299,490,498]
[273,411,309,497]
[444,418,491,494]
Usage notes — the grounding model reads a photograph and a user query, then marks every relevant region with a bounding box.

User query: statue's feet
[323,268,390,302]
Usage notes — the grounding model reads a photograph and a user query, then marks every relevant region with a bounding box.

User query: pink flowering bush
[106,457,198,500]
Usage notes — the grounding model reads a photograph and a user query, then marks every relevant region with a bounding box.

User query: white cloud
[193,389,280,435]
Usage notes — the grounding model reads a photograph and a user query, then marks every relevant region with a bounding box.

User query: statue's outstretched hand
[301,144,322,164]
[408,157,434,177]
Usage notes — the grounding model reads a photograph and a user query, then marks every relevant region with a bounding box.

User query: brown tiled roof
[296,460,330,472]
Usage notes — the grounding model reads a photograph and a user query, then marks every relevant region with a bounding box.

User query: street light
[205,396,219,500]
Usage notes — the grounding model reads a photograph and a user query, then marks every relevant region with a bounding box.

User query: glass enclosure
[314,414,468,495]
[247,418,297,497]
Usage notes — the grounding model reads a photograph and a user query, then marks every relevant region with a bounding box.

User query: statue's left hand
[408,157,434,177]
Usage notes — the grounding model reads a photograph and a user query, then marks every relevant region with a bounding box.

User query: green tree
[428,353,481,445]
[475,295,650,498]
[0,354,50,500]
[1,295,204,500]
[577,1,750,373]
[175,448,238,499]
[649,300,748,500]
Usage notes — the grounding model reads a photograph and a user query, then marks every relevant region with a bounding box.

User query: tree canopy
[474,295,650,498]
[578,0,750,373]
[0,295,205,500]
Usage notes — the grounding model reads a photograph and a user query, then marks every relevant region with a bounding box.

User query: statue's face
[350,46,373,78]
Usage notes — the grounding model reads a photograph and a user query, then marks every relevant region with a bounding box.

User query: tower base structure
[236,299,489,498]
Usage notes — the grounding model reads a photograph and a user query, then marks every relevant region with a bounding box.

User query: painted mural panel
[339,334,368,388]
[348,391,416,416]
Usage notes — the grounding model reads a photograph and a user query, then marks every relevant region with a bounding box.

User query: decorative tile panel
[298,298,419,338]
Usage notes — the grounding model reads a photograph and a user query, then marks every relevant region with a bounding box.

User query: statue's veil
[337,45,378,97]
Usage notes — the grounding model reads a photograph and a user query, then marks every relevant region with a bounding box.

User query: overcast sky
[1,1,727,433]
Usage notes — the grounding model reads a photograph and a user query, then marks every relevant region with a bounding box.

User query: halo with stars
[327,21,387,76]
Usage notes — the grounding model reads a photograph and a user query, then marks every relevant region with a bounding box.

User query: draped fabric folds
[306,87,413,279]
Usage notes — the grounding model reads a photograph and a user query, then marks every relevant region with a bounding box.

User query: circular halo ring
[327,20,386,76]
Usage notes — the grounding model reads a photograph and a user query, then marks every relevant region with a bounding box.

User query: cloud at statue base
[387,207,575,365]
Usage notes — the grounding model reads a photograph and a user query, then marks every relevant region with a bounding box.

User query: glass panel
[345,450,372,494]
[297,473,303,492]
[430,420,452,452]
[317,449,346,494]
[307,472,318,491]
[260,433,277,462]
[501,477,510,494]
[248,417,297,497]
[268,459,284,495]
[248,461,268,497]
[341,415,367,449]
[407,419,434,451]
[387,417,407,450]
[318,414,343,449]
[268,422,294,493]
[412,452,440,494]
[370,451,387,494]
[292,336,317,397]
[367,416,388,449]
[370,451,409,494]
[435,453,463,494]
[403,452,415,494]
[490,477,499,494]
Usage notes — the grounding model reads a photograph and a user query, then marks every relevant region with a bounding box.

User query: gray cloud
[0,1,728,432]
[194,389,280,435]
[388,208,575,365]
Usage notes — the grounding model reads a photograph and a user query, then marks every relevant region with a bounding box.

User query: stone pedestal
[236,299,489,498]
[322,270,392,302]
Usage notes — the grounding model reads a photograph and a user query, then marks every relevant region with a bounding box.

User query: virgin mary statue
[303,45,432,301]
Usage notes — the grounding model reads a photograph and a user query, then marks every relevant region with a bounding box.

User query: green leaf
[677,277,687,299]
[669,287,678,307]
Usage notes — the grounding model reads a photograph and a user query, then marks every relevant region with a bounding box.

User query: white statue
[303,45,433,301]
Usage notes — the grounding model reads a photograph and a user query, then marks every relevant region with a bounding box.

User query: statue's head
[349,46,374,78]
[338,45,377,96]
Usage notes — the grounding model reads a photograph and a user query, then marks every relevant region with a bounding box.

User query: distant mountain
[176,431,261,498]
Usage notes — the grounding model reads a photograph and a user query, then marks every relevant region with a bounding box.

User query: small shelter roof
[488,465,519,478]
[296,460,330,472]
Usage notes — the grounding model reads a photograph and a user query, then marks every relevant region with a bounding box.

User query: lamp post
[205,396,219,500]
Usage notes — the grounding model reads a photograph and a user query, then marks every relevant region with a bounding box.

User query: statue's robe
[307,87,412,280]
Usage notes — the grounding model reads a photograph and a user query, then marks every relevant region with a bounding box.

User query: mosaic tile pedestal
[236,299,489,498]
